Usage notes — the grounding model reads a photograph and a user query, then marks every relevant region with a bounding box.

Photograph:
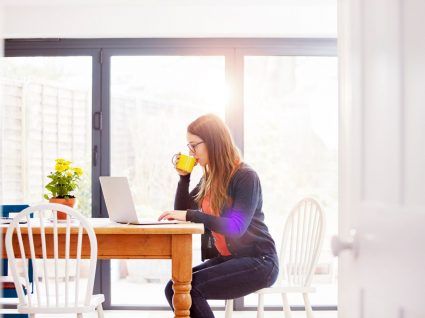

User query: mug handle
[171,153,179,166]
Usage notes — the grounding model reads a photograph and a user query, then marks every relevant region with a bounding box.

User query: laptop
[99,176,180,225]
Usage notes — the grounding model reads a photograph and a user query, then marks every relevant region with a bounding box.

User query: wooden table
[1,218,204,318]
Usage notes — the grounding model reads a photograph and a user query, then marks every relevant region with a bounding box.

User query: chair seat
[256,285,316,294]
[17,294,105,314]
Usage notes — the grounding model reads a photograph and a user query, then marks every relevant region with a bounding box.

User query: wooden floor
[36,310,338,318]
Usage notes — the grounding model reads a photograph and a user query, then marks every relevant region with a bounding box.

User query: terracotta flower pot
[48,197,76,220]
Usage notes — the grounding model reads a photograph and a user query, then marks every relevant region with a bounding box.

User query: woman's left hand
[158,210,187,221]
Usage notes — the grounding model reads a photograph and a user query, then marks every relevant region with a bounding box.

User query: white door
[336,0,425,317]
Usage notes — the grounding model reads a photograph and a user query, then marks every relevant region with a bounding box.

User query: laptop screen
[99,176,139,224]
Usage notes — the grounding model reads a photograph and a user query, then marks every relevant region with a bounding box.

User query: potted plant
[44,158,83,220]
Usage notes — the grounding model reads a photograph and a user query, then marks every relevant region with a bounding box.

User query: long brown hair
[188,114,241,215]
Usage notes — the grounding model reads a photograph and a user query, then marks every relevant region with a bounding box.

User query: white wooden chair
[5,203,105,317]
[225,198,326,318]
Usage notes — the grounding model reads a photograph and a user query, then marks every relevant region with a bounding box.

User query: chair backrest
[279,198,325,287]
[5,203,98,309]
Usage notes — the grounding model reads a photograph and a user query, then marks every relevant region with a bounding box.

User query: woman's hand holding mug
[172,153,196,176]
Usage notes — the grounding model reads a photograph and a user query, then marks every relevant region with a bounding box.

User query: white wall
[2,2,336,38]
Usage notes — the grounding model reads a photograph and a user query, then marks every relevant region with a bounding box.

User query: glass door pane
[109,55,226,306]
[0,56,92,216]
[243,56,338,307]
[0,56,93,300]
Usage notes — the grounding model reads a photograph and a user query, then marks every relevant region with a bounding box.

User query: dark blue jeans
[165,253,279,318]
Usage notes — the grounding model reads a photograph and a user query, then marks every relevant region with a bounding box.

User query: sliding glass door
[243,55,338,308]
[0,55,93,215]
[107,53,226,307]
[0,53,98,297]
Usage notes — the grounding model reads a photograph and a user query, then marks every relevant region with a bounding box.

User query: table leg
[171,234,192,318]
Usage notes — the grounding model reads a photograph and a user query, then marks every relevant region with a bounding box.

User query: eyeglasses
[187,141,204,153]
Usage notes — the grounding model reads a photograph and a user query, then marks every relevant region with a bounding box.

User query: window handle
[93,112,102,130]
[93,145,99,167]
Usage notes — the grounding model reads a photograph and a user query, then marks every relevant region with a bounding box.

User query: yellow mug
[172,153,196,173]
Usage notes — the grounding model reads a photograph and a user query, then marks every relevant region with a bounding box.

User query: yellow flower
[73,167,83,177]
[55,164,67,172]
[66,171,73,177]
[55,159,72,171]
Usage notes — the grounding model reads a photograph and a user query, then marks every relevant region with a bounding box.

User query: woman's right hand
[173,153,190,176]
[176,167,189,176]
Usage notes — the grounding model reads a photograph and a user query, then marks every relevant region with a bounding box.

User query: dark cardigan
[174,163,277,260]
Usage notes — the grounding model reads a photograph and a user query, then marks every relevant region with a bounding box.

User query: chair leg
[225,299,233,318]
[303,293,314,318]
[256,293,264,318]
[282,293,292,318]
[96,302,105,318]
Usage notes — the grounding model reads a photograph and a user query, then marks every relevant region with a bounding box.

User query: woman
[158,114,278,318]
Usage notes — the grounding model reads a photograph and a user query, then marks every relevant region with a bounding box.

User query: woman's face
[187,132,209,167]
